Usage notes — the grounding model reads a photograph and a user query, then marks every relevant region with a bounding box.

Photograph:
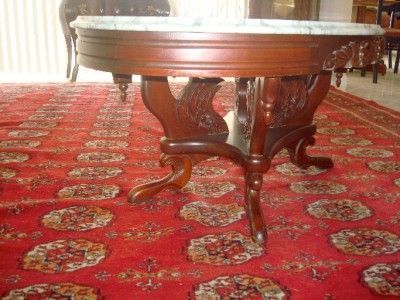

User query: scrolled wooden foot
[245,172,267,244]
[112,73,132,102]
[128,154,193,204]
[287,136,333,169]
[119,83,129,102]
[335,71,343,87]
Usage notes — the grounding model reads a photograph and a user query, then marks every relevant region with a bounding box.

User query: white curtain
[0,0,66,82]
[0,0,249,83]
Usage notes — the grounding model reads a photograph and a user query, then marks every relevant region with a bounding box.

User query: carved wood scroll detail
[235,78,255,140]
[235,76,312,139]
[323,36,385,70]
[270,76,310,127]
[176,78,228,136]
[324,42,356,70]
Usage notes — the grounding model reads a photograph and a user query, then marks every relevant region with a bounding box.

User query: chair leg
[372,63,379,83]
[64,36,72,78]
[394,49,400,74]
[361,67,366,77]
[70,63,79,82]
[388,49,393,69]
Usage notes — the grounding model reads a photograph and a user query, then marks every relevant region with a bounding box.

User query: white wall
[169,0,248,18]
[319,0,353,22]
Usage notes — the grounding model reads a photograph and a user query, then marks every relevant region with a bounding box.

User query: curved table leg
[281,71,333,170]
[129,76,226,204]
[240,77,281,243]
[128,154,193,203]
[245,172,267,243]
[287,136,334,169]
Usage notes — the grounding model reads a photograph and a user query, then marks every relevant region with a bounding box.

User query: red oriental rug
[0,83,400,300]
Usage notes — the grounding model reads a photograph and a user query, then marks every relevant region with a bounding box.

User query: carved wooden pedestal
[127,73,334,243]
[73,18,384,245]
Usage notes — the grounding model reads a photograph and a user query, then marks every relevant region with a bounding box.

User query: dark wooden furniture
[73,17,384,244]
[352,0,400,82]
[353,0,399,24]
[59,0,170,100]
[376,0,400,77]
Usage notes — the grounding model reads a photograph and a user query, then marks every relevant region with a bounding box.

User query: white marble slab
[71,16,384,36]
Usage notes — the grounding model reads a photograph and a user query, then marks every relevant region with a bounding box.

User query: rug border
[329,86,400,117]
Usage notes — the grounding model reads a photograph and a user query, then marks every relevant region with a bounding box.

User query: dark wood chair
[59,0,170,100]
[372,0,400,82]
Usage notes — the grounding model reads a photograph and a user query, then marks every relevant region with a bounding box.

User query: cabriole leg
[245,172,267,243]
[128,154,193,204]
[287,136,334,169]
[128,76,227,204]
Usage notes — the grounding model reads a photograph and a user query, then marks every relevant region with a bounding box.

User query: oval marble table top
[72,16,384,36]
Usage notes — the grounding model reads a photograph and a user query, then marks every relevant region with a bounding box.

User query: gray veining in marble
[71,16,384,36]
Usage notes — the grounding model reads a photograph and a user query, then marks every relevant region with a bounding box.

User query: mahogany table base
[128,73,334,244]
[72,19,384,245]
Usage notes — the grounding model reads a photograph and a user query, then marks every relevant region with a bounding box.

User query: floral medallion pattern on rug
[361,262,400,296]
[41,206,114,231]
[306,199,372,221]
[57,184,121,200]
[192,165,227,178]
[330,228,400,256]
[0,140,41,148]
[76,152,127,163]
[179,201,245,227]
[183,181,236,198]
[0,84,400,299]
[8,130,49,138]
[395,178,400,187]
[67,166,123,180]
[275,162,327,176]
[317,127,355,135]
[0,166,17,178]
[346,147,394,158]
[94,121,131,128]
[1,283,101,299]
[84,140,129,149]
[0,152,30,163]
[22,239,107,273]
[330,136,373,146]
[89,129,130,138]
[187,231,264,265]
[367,160,400,173]
[290,180,347,194]
[193,274,289,299]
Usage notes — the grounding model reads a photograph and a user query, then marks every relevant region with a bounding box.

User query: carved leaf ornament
[271,77,308,127]
[176,78,228,135]
[324,37,385,70]
[324,43,356,70]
